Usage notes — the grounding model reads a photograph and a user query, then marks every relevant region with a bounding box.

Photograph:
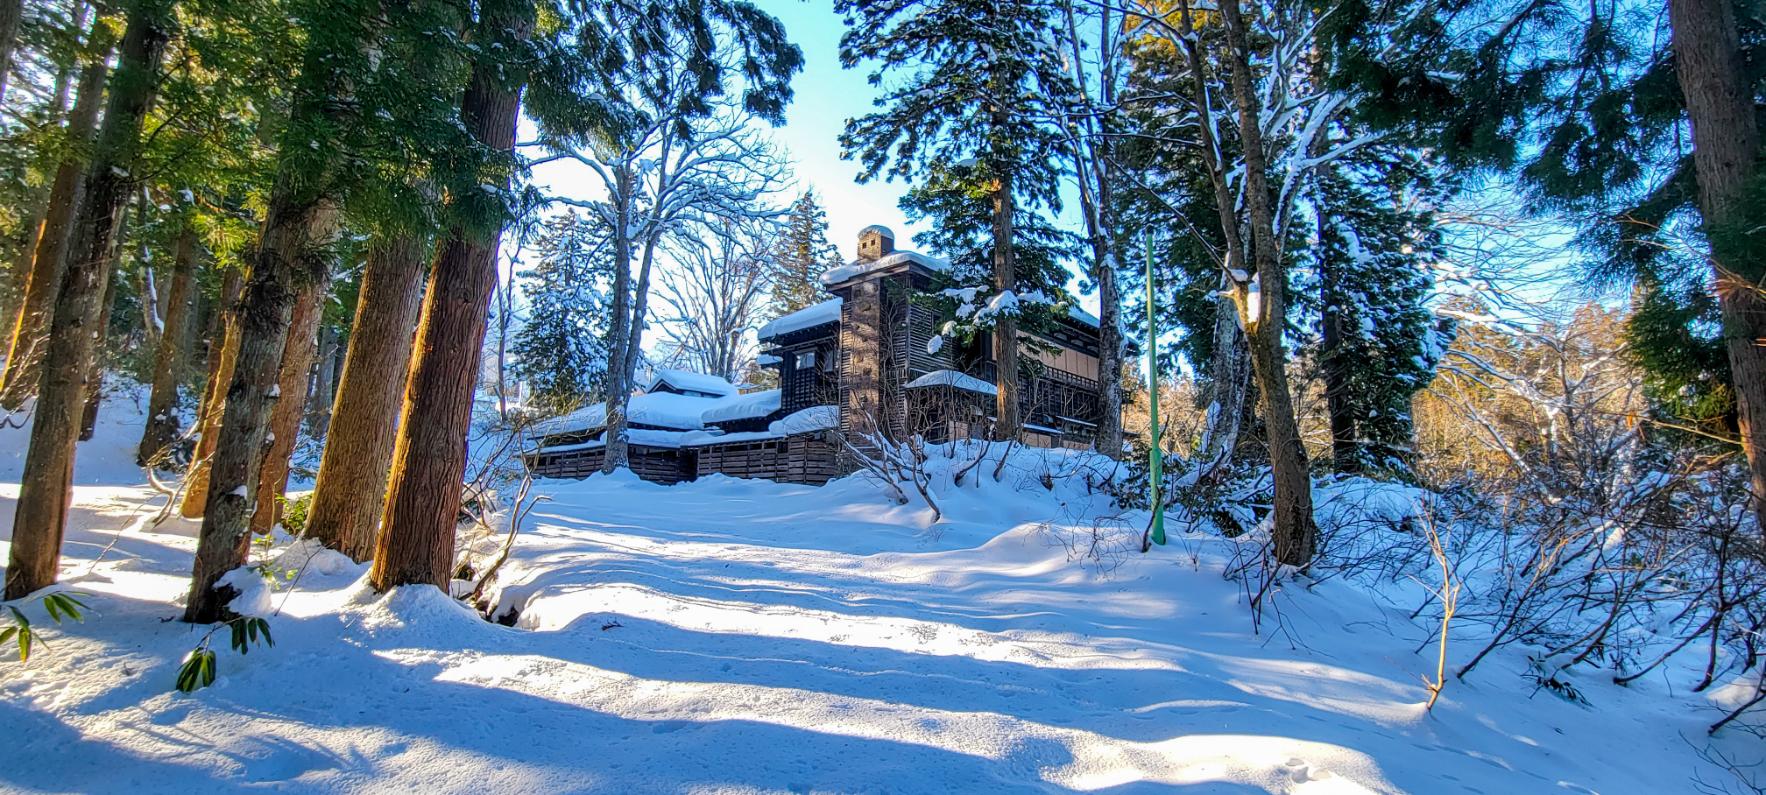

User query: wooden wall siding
[1040,316,1102,359]
[905,299,953,375]
[777,336,838,415]
[905,386,991,443]
[526,445,692,484]
[529,435,846,486]
[694,434,845,485]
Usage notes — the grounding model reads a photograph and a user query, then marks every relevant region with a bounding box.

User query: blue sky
[531,0,933,262]
[749,0,934,256]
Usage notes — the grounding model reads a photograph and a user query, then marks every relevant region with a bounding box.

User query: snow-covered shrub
[1338,308,1766,734]
[277,491,312,536]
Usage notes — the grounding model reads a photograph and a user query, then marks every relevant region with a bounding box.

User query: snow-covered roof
[905,369,998,396]
[534,404,840,454]
[535,384,807,438]
[1066,305,1100,328]
[755,353,782,365]
[820,250,949,287]
[700,389,781,424]
[533,391,728,435]
[757,298,842,340]
[647,368,737,398]
[768,405,837,435]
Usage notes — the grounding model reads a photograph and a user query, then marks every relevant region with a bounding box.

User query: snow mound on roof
[906,369,998,396]
[533,391,727,435]
[649,368,736,397]
[820,250,949,286]
[1066,304,1100,328]
[768,405,838,435]
[702,389,782,424]
[757,298,842,340]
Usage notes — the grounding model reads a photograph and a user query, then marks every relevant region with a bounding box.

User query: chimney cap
[858,224,895,240]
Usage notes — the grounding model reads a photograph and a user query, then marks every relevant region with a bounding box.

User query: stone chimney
[856,224,895,262]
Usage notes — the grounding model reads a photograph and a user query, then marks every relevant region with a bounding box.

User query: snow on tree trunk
[249,283,325,536]
[1196,290,1250,475]
[183,192,340,623]
[1218,0,1316,566]
[138,221,198,467]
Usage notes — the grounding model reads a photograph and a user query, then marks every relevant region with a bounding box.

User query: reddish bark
[5,4,168,600]
[371,0,531,591]
[308,233,424,561]
[0,26,115,408]
[248,284,323,535]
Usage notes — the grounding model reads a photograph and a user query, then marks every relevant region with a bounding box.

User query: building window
[796,350,816,370]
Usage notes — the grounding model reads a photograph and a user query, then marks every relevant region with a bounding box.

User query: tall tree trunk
[1093,240,1123,459]
[181,284,240,516]
[1196,285,1250,472]
[607,224,660,458]
[307,233,424,561]
[77,202,127,442]
[182,0,373,618]
[138,220,197,466]
[601,165,634,473]
[182,188,338,622]
[1220,0,1316,566]
[990,173,1021,440]
[1670,0,1766,542]
[0,0,81,344]
[307,321,337,437]
[0,0,23,107]
[0,24,116,408]
[372,0,530,591]
[181,267,240,512]
[4,2,168,601]
[493,267,510,418]
[199,268,239,391]
[1062,0,1123,459]
[5,210,50,349]
[247,283,323,536]
[1317,198,1357,474]
[1174,7,1253,484]
[136,243,160,353]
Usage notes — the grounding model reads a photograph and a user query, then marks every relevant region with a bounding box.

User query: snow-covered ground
[0,394,1750,792]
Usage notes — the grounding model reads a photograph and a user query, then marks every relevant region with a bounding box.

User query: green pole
[1146,227,1165,546]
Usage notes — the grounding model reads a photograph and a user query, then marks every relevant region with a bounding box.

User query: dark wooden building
[525,225,1111,485]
